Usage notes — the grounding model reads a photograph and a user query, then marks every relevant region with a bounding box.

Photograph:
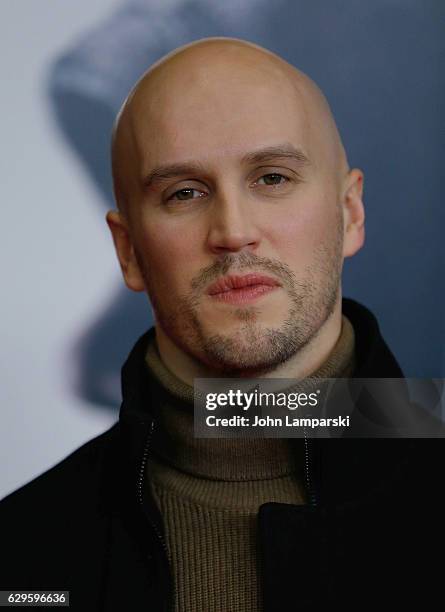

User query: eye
[168,187,206,201]
[256,173,289,186]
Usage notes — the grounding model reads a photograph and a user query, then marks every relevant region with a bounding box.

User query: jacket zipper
[137,421,316,609]
[303,430,317,507]
[137,419,174,612]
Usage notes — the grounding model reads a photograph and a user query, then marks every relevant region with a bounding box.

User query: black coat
[1,298,443,610]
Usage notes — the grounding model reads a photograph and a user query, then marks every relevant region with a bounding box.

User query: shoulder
[0,423,120,590]
[0,422,119,513]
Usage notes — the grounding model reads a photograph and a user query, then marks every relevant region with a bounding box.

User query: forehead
[128,68,312,171]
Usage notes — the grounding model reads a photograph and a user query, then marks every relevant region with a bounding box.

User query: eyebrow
[142,144,310,189]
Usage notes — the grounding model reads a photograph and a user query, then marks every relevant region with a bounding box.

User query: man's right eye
[168,188,206,201]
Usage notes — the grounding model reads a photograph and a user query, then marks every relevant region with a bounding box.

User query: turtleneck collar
[144,315,355,481]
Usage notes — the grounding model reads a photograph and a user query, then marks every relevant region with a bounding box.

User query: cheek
[268,191,338,259]
[135,218,203,288]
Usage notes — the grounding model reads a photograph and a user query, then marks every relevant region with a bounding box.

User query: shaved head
[111,37,348,216]
[106,36,364,381]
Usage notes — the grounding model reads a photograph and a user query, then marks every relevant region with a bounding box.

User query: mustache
[190,252,297,294]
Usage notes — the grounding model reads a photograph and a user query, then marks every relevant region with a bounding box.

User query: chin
[200,302,288,332]
[197,325,290,375]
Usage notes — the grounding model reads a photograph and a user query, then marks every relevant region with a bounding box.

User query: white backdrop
[0,0,122,500]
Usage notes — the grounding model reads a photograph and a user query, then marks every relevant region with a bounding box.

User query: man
[0,37,443,611]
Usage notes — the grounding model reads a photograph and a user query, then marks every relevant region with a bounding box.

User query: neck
[154,294,343,385]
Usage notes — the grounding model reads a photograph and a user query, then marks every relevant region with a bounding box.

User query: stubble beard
[139,214,344,377]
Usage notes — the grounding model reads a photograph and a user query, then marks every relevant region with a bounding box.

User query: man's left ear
[341,168,365,258]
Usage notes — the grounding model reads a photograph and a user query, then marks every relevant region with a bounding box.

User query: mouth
[206,273,281,305]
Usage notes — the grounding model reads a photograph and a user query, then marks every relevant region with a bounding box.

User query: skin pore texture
[107,37,365,384]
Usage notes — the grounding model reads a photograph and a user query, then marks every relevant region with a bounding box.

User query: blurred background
[1,0,444,500]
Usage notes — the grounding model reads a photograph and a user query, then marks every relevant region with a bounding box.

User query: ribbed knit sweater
[145,316,356,611]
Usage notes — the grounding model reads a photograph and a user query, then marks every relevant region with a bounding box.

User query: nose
[206,186,261,255]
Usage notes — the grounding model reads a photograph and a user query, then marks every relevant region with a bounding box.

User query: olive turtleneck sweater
[144,316,356,612]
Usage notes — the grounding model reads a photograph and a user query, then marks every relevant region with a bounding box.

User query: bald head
[111,37,348,216]
[106,37,365,379]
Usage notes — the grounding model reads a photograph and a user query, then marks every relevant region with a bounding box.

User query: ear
[105,210,146,292]
[341,168,365,258]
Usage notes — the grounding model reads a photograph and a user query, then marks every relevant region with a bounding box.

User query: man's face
[119,61,347,376]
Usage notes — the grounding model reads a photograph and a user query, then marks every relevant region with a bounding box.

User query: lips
[206,273,281,296]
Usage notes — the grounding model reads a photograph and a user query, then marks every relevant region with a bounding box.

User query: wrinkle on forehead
[111,37,348,215]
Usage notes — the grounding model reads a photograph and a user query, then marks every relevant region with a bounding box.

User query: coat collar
[341,298,403,378]
[113,297,406,512]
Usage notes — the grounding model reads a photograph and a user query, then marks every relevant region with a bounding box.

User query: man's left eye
[256,173,288,186]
